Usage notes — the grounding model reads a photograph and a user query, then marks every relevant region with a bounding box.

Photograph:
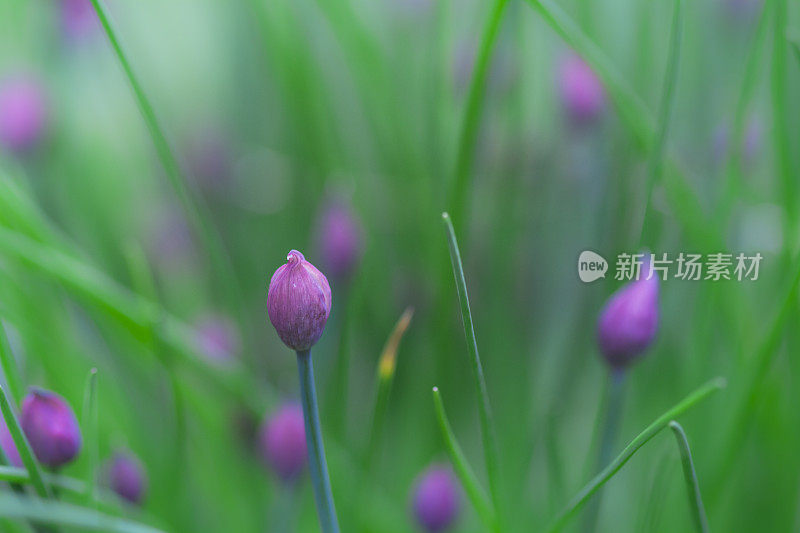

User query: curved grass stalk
[448,0,510,228]
[441,213,502,526]
[0,319,23,406]
[668,422,709,533]
[87,0,246,345]
[637,0,683,246]
[546,377,726,533]
[0,386,50,498]
[432,387,497,530]
[80,368,98,507]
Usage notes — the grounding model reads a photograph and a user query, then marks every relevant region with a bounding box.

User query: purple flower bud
[259,403,307,483]
[316,199,363,282]
[267,250,332,352]
[20,388,82,469]
[107,452,147,505]
[557,53,606,125]
[597,269,659,369]
[411,465,461,533]
[0,415,21,467]
[61,0,98,41]
[0,75,48,153]
[194,314,240,362]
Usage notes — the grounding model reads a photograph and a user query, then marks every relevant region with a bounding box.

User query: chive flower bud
[107,452,147,505]
[20,388,82,469]
[267,250,332,352]
[194,314,239,362]
[557,53,606,125]
[316,199,363,282]
[259,403,307,483]
[597,268,659,369]
[0,74,47,153]
[411,465,461,533]
[0,416,20,467]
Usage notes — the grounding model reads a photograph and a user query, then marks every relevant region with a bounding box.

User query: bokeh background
[0,0,798,531]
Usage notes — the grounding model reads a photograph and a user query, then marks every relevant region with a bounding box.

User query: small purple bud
[267,250,332,352]
[61,0,98,41]
[411,465,461,533]
[194,315,240,362]
[0,75,48,153]
[597,268,659,369]
[20,388,82,469]
[107,452,147,505]
[557,53,606,125]
[316,199,363,282]
[259,403,307,483]
[0,415,21,467]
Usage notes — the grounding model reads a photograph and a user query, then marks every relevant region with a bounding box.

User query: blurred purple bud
[21,388,82,469]
[557,53,606,125]
[108,452,147,505]
[187,130,233,192]
[194,315,240,362]
[267,250,332,352]
[412,465,461,533]
[0,75,48,153]
[259,403,307,483]
[0,416,21,467]
[743,116,762,163]
[61,0,98,40]
[151,211,194,264]
[316,199,363,282]
[597,266,659,369]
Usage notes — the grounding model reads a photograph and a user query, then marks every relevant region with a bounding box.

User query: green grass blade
[81,368,98,507]
[546,377,726,533]
[441,212,502,524]
[790,35,800,65]
[448,0,510,228]
[0,493,163,533]
[0,385,50,498]
[432,387,497,530]
[0,320,24,407]
[87,0,245,339]
[668,422,709,533]
[638,0,683,246]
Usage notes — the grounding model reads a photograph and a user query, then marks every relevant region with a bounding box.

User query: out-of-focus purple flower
[0,416,21,467]
[557,53,606,125]
[187,129,233,192]
[259,403,307,483]
[107,452,147,505]
[151,211,194,265]
[267,250,332,352]
[743,116,762,162]
[194,315,240,362]
[316,199,363,282]
[411,465,461,533]
[597,264,659,369]
[61,0,98,40]
[0,75,48,153]
[20,388,81,469]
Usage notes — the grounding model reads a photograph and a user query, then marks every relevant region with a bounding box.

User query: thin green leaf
[432,387,497,530]
[448,0,510,228]
[0,493,163,533]
[0,320,23,407]
[441,212,502,525]
[669,422,709,533]
[81,368,98,507]
[639,0,683,246]
[0,385,50,498]
[546,377,726,533]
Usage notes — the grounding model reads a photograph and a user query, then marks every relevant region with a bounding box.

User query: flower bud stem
[296,350,340,533]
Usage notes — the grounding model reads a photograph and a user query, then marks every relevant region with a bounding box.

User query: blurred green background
[0,0,798,531]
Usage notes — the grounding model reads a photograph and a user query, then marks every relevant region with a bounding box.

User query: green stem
[0,320,23,407]
[448,0,509,229]
[441,213,502,527]
[0,385,50,498]
[432,387,497,530]
[296,350,339,533]
[546,377,726,533]
[80,368,98,507]
[668,422,709,533]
